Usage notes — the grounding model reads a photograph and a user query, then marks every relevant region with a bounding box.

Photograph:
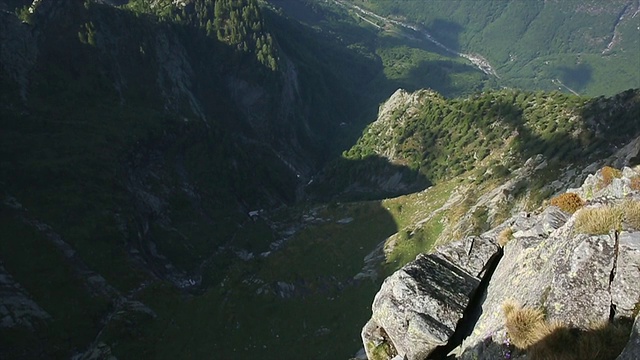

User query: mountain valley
[1,0,640,359]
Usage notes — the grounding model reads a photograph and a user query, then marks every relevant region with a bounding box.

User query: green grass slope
[345,89,640,181]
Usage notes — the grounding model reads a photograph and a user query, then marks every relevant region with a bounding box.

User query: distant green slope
[269,0,494,97]
[314,88,640,198]
[346,0,640,96]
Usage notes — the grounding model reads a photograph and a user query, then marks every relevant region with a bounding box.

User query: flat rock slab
[363,236,499,360]
[436,236,500,277]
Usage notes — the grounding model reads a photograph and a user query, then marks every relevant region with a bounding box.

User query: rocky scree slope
[362,165,640,360]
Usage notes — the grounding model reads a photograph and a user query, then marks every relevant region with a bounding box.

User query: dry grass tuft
[631,176,640,191]
[622,200,640,230]
[497,227,513,247]
[549,192,585,213]
[599,166,622,189]
[503,301,549,349]
[502,300,632,360]
[502,300,517,318]
[574,206,623,235]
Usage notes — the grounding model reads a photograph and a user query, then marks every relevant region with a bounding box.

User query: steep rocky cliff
[0,0,359,357]
[362,163,640,360]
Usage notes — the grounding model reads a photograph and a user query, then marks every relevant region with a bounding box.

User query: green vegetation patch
[343,88,640,191]
[384,212,444,273]
[113,201,398,359]
[353,0,640,96]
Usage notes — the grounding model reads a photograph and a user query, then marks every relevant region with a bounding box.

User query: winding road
[332,0,499,77]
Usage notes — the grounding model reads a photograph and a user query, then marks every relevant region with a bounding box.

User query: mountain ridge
[1,0,639,359]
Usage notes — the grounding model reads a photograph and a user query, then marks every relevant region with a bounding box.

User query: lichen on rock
[363,166,640,360]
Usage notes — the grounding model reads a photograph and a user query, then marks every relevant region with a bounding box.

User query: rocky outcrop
[568,167,638,201]
[363,165,640,360]
[362,236,500,360]
[455,217,620,359]
[154,29,207,123]
[360,89,445,164]
[72,342,117,360]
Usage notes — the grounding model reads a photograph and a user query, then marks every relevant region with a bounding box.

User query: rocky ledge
[362,165,640,360]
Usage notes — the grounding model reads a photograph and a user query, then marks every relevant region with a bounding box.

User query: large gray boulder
[362,237,499,360]
[363,165,640,360]
[456,219,640,359]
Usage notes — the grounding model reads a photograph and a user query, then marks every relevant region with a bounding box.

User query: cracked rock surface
[454,166,640,359]
[363,166,640,360]
[361,236,500,360]
[611,231,640,318]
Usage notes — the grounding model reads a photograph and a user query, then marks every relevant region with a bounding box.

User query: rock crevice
[427,248,504,359]
[362,235,501,360]
[363,165,640,360]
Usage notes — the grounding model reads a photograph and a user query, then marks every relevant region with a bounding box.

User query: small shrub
[599,166,622,189]
[574,206,623,235]
[470,206,489,235]
[497,227,513,247]
[367,340,396,360]
[492,164,511,178]
[549,192,584,213]
[585,186,593,200]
